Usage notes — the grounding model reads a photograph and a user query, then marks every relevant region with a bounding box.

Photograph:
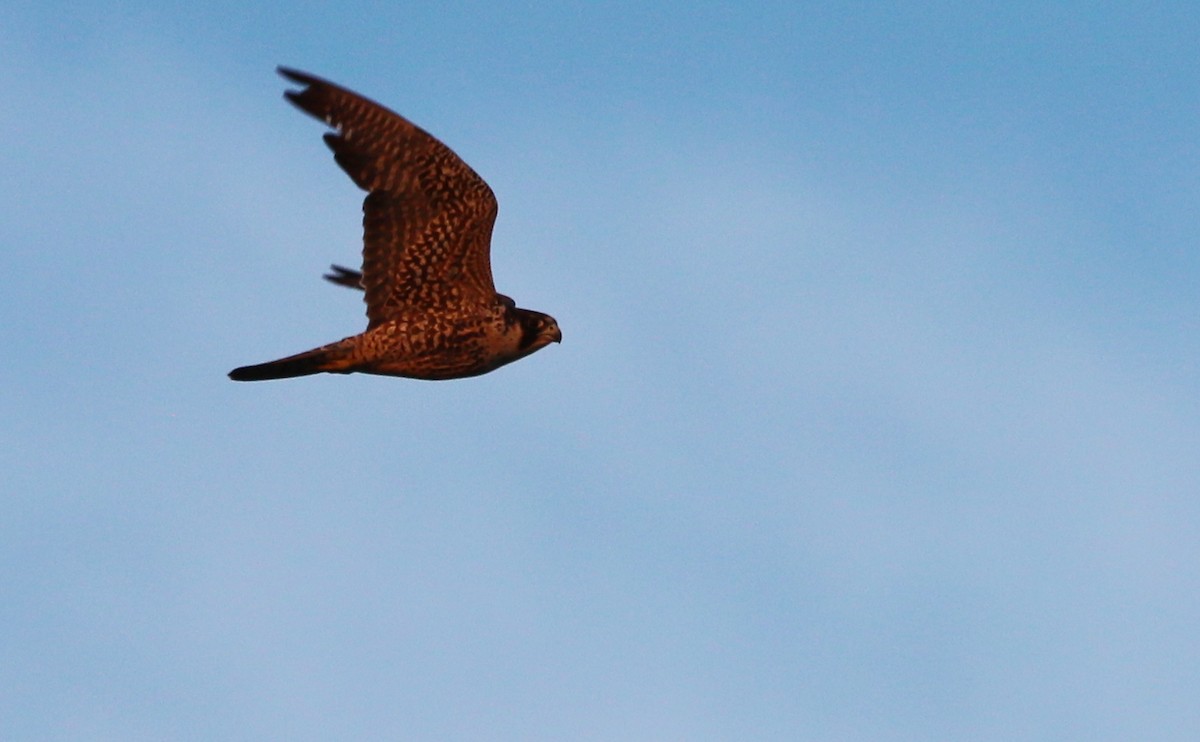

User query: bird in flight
[229,67,561,382]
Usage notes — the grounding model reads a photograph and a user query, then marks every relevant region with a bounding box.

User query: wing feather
[278,67,498,328]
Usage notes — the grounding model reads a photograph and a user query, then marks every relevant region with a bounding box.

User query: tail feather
[229,346,351,382]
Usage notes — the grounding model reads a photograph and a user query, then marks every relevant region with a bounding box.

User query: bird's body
[234,289,555,381]
[229,67,560,382]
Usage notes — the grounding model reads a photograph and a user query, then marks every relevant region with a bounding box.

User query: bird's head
[517,309,562,353]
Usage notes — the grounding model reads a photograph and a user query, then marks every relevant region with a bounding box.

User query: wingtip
[276,66,308,84]
[323,264,365,290]
[277,67,329,116]
[278,67,335,97]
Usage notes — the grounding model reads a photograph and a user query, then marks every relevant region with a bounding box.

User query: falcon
[229,67,561,382]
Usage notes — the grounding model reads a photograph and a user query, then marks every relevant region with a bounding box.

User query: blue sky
[3,2,1199,739]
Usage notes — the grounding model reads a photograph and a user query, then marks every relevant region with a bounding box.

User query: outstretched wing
[321,264,519,307]
[324,264,363,290]
[279,67,498,328]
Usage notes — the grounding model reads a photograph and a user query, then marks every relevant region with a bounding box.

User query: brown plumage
[229,67,560,382]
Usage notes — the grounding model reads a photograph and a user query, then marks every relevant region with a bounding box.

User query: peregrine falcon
[229,67,561,382]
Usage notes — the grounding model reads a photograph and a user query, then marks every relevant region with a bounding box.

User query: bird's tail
[228,343,357,382]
